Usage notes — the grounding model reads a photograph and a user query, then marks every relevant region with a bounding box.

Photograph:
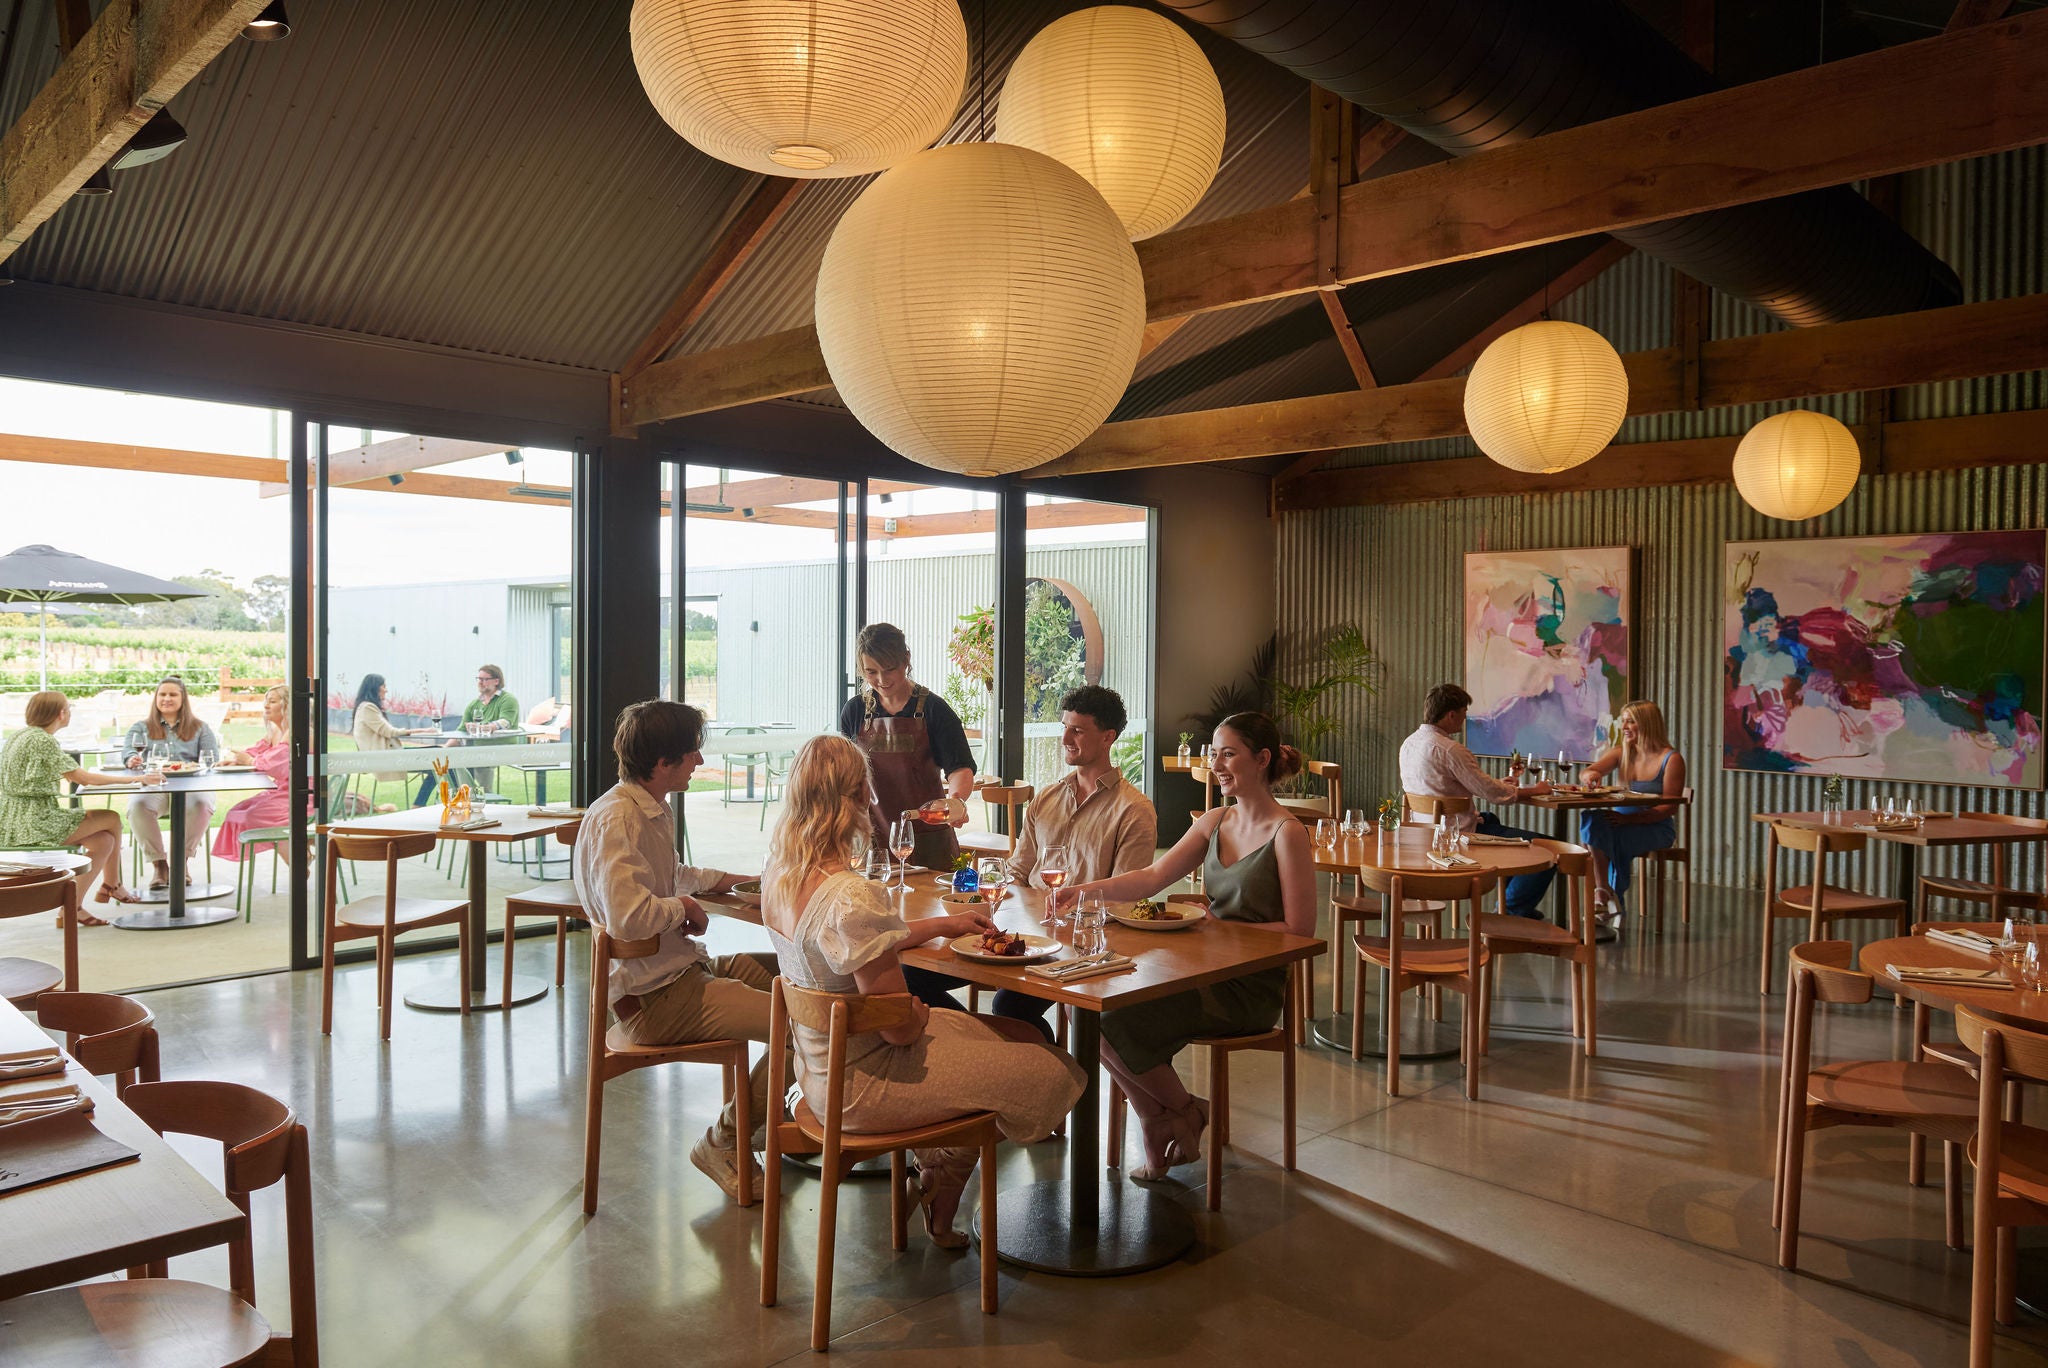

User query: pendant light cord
[978,0,988,142]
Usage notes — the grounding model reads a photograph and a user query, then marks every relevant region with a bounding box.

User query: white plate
[212,764,257,773]
[730,879,763,907]
[1109,904,1203,932]
[948,932,1061,964]
[939,891,994,908]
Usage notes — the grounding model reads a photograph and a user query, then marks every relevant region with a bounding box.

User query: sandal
[909,1151,974,1250]
[1162,1096,1209,1170]
[93,882,143,907]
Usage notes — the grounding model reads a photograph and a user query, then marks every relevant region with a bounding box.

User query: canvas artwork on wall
[1463,547,1633,760]
[1723,531,2047,786]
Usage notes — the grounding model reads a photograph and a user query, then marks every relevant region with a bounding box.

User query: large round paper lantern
[994,6,1225,240]
[816,142,1145,478]
[1463,320,1629,474]
[630,0,967,178]
[1733,409,1862,520]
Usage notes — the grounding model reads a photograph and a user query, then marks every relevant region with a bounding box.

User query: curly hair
[763,735,874,917]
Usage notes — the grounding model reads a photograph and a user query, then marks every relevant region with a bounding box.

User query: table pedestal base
[2012,1248,2048,1321]
[404,973,549,1012]
[133,881,235,905]
[112,904,240,931]
[979,1179,1193,1276]
[1309,1011,1465,1061]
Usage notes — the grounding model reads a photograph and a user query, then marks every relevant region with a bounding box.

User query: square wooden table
[892,880,1323,1276]
[0,999,244,1299]
[320,806,582,1011]
[1751,810,2048,908]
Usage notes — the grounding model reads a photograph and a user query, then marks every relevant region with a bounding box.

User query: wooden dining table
[320,805,583,1012]
[1754,811,2048,910]
[1309,828,1555,1056]
[880,877,1323,1276]
[0,998,245,1300]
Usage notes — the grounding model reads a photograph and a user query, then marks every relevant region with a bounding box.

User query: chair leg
[1107,1083,1126,1169]
[554,920,568,988]
[1384,970,1402,1097]
[1583,954,1598,1059]
[1999,1225,2020,1326]
[1207,1047,1226,1213]
[1282,1036,1297,1173]
[1759,910,1774,996]
[889,1150,908,1252]
[1945,1139,1965,1251]
[1679,859,1691,925]
[980,1135,999,1314]
[1349,953,1366,1061]
[502,906,517,1009]
[377,936,395,1042]
[1331,912,1348,1017]
[732,1052,752,1209]
[583,1070,606,1217]
[1478,961,1493,1056]
[1778,1108,1809,1269]
[320,924,336,1036]
[457,917,472,1017]
[811,1154,840,1352]
[1463,981,1480,1102]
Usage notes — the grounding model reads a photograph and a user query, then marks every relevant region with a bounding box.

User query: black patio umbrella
[0,544,207,689]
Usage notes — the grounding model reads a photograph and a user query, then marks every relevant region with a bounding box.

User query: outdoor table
[0,997,246,1299]
[58,741,123,808]
[1753,811,2048,910]
[1310,828,1554,1057]
[397,725,550,746]
[891,879,1323,1276]
[320,805,582,1011]
[89,770,276,930]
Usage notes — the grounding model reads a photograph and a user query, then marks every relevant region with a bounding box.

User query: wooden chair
[501,822,584,1006]
[1351,866,1496,1099]
[1326,871,1446,1022]
[1276,758,1342,828]
[959,781,1033,857]
[319,832,471,1040]
[1758,823,1909,995]
[217,665,286,726]
[0,1079,318,1367]
[0,869,79,1010]
[1639,784,1695,926]
[761,978,1001,1352]
[1955,1003,2048,1368]
[1476,839,1601,1057]
[1105,967,1298,1211]
[1402,792,1473,827]
[1917,812,2048,924]
[584,928,752,1215]
[34,990,159,1093]
[1772,942,1975,1270]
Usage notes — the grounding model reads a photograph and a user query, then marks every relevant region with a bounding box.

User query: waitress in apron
[840,622,977,1007]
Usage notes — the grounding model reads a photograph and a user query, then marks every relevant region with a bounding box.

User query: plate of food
[1109,899,1203,931]
[949,930,1061,963]
[730,878,763,907]
[939,890,990,907]
[159,761,201,776]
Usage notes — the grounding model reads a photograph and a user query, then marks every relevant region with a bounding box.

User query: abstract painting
[1464,547,1633,760]
[1724,531,2046,786]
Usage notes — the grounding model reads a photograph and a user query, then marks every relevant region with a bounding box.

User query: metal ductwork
[1159,0,1961,327]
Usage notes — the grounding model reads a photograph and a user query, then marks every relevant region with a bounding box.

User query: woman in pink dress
[212,685,303,860]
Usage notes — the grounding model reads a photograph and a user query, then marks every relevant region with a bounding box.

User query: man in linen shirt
[575,699,772,1204]
[1398,683,1557,919]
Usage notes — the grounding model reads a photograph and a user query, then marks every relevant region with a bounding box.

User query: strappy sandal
[909,1153,973,1249]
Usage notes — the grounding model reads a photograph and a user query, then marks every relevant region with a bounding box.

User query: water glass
[2001,918,2023,962]
[1314,818,1337,850]
[147,741,170,773]
[1074,896,1107,957]
[198,748,218,773]
[1342,808,1365,840]
[2026,938,2044,992]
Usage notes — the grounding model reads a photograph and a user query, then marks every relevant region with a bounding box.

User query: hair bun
[1273,743,1304,782]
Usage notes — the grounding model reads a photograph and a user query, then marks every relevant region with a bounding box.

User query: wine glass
[1041,845,1071,926]
[889,814,916,895]
[1314,818,1336,850]
[977,857,1008,912]
[197,747,218,774]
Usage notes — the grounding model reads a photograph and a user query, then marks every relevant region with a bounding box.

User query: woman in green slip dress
[0,690,162,920]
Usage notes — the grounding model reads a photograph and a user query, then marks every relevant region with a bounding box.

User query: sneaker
[691,1129,762,1207]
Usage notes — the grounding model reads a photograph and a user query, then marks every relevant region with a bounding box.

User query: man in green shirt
[415,664,522,805]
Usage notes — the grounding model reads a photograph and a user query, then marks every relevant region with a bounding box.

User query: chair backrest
[767,978,921,1151]
[554,819,583,850]
[325,832,437,925]
[123,1079,318,1367]
[586,928,662,1066]
[1356,866,1493,977]
[1403,792,1472,824]
[1674,785,1695,846]
[1286,759,1342,820]
[1786,939,1871,1006]
[1533,839,1593,942]
[216,666,284,725]
[1957,1004,2048,1086]
[1770,822,1864,856]
[33,990,158,1088]
[0,871,78,995]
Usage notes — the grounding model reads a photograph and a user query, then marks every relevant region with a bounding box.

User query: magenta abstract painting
[1464,547,1633,761]
[1724,532,2046,786]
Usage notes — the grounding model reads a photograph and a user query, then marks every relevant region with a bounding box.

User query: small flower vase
[1177,742,1191,764]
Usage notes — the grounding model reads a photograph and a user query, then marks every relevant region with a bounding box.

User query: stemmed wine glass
[977,857,1008,914]
[1041,844,1071,927]
[889,813,916,896]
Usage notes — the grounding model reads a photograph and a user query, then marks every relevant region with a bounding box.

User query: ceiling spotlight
[110,109,187,170]
[878,491,893,505]
[77,168,113,197]
[242,2,290,41]
[505,450,524,466]
[740,507,756,518]
[387,474,405,487]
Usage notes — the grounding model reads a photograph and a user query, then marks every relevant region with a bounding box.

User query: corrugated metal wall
[1279,147,2048,893]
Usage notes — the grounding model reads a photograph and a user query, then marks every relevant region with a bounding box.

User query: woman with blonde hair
[212,685,307,863]
[0,690,161,918]
[119,675,220,890]
[760,734,1084,1248]
[1578,699,1687,918]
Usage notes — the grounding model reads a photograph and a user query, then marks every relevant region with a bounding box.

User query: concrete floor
[24,881,2048,1366]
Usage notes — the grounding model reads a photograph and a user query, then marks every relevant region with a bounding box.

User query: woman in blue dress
[1578,700,1687,919]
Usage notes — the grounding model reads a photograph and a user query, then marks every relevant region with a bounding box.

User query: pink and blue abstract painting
[1463,547,1633,761]
[1724,531,2046,786]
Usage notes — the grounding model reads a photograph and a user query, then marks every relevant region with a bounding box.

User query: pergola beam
[257,436,515,497]
[0,0,274,263]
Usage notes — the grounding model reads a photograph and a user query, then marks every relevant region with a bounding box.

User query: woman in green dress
[0,690,161,920]
[1057,711,1318,1181]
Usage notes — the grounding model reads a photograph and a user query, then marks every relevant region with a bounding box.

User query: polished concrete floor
[50,881,2048,1366]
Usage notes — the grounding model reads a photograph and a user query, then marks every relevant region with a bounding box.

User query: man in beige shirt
[573,699,771,1205]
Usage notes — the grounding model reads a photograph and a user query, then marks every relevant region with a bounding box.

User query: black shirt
[837,687,976,779]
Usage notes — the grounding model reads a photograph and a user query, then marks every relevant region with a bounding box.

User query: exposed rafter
[615,176,803,380]
[257,436,515,497]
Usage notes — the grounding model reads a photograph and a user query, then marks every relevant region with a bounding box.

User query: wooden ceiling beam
[0,0,273,263]
[257,435,515,497]
[1034,289,2048,478]
[1273,408,2048,510]
[621,10,2048,430]
[873,502,1146,540]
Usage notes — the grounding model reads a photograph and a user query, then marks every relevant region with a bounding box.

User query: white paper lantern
[1463,320,1630,474]
[815,143,1145,478]
[630,0,967,178]
[994,6,1226,240]
[1733,409,1862,520]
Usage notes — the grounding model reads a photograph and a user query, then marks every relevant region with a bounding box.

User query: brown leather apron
[859,685,959,871]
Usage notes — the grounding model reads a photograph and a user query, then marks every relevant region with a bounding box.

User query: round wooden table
[1308,829,1556,1056]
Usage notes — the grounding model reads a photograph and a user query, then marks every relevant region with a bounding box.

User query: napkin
[1428,852,1479,869]
[0,1082,92,1126]
[1924,928,2002,955]
[0,1045,62,1066]
[439,816,501,832]
[0,1054,64,1081]
[527,806,586,818]
[1466,835,1529,848]
[1886,964,2015,989]
[1026,955,1134,983]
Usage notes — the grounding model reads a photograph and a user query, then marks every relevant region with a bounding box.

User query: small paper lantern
[994,6,1226,240]
[1733,409,1862,520]
[1463,320,1630,474]
[630,0,967,178]
[815,142,1145,478]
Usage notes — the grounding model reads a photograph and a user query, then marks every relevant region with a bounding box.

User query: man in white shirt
[574,699,772,1205]
[1397,683,1556,919]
